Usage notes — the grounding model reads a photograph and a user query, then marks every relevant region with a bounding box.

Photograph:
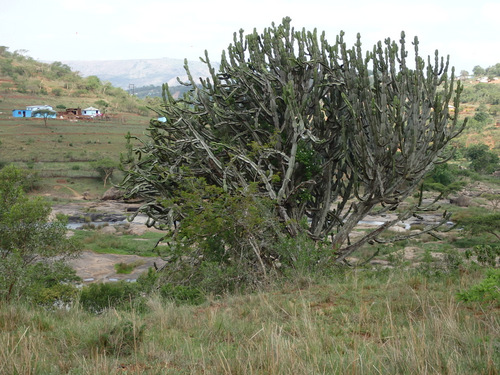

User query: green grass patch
[71,230,167,256]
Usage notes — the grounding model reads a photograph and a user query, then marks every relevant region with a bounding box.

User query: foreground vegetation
[1,268,498,374]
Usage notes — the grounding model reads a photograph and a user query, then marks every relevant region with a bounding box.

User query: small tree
[473,65,486,78]
[91,158,117,186]
[85,75,101,92]
[0,165,79,301]
[94,99,109,114]
[459,70,470,80]
[32,108,56,127]
[459,213,500,241]
[464,144,499,174]
[121,18,466,267]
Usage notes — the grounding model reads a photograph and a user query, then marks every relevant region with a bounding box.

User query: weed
[114,260,145,274]
[465,244,500,267]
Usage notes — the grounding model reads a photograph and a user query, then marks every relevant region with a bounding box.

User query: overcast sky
[1,0,498,73]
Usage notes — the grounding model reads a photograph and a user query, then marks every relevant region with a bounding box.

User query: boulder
[102,187,124,201]
[100,225,117,234]
[126,226,147,236]
[449,194,471,207]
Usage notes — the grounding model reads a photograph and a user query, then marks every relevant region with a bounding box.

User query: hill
[0,47,151,116]
[60,57,217,90]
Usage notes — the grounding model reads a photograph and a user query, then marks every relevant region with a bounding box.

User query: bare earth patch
[68,251,166,283]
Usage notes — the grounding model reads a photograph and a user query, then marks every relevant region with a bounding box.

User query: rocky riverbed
[52,197,456,283]
[51,199,168,283]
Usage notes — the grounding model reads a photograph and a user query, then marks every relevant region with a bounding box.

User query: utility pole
[128,84,135,96]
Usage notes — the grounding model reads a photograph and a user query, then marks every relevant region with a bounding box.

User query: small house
[82,107,100,117]
[13,104,55,118]
[65,108,82,116]
[12,109,32,118]
[57,108,82,118]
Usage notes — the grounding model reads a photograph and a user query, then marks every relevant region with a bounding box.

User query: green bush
[457,269,500,304]
[458,212,500,241]
[79,282,143,313]
[153,179,284,293]
[159,283,205,305]
[0,166,78,302]
[465,244,500,267]
[473,111,490,123]
[423,163,465,194]
[25,261,80,304]
[30,283,79,308]
[52,88,62,96]
[464,144,499,174]
[114,260,144,274]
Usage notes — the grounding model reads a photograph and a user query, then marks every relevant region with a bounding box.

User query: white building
[82,107,100,117]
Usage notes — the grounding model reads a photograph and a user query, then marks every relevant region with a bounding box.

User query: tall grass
[1,269,498,374]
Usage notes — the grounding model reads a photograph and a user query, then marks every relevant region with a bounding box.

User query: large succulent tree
[121,18,466,262]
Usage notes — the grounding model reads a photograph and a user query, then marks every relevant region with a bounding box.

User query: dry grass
[1,269,498,374]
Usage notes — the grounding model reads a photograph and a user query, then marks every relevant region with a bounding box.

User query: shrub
[10,261,81,307]
[152,179,284,294]
[423,163,466,194]
[465,244,500,267]
[464,144,499,174]
[473,110,490,123]
[52,88,62,96]
[79,282,142,313]
[458,212,500,241]
[457,268,500,304]
[159,283,205,305]
[114,260,144,274]
[0,166,77,302]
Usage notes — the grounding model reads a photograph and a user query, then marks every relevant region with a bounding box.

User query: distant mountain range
[61,57,217,91]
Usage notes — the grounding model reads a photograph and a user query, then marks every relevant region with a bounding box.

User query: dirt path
[53,184,85,199]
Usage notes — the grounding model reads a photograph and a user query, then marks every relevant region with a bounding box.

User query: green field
[0,93,153,197]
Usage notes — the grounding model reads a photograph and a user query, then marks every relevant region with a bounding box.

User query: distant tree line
[133,84,194,99]
[472,63,500,79]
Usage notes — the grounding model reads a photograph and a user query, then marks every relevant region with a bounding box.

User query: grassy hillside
[0,48,153,116]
